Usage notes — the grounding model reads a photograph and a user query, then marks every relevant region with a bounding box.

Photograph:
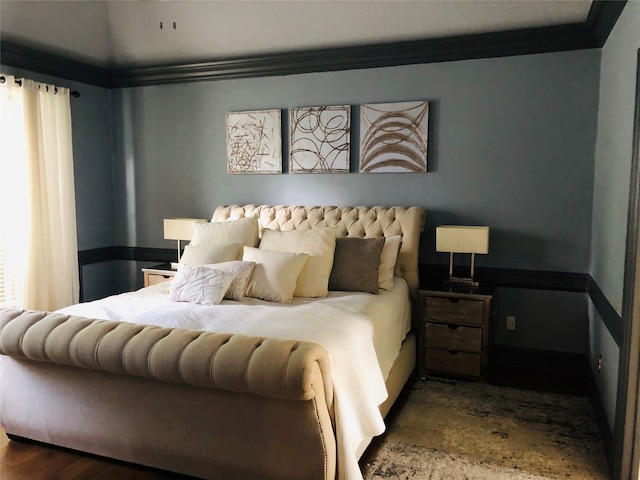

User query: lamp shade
[163,218,207,241]
[436,226,489,254]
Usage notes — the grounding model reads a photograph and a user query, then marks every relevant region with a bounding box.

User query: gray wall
[3,47,602,355]
[589,2,640,432]
[110,49,600,353]
[112,50,600,272]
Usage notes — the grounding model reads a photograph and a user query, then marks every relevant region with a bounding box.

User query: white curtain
[0,74,79,310]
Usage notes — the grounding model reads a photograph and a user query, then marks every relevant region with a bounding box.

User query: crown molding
[0,40,111,88]
[587,0,627,46]
[110,23,597,87]
[0,0,627,88]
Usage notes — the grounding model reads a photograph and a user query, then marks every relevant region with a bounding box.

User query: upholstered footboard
[0,308,336,480]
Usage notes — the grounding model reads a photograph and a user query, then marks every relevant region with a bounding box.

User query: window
[0,75,79,310]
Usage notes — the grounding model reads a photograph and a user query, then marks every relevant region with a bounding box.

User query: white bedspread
[58,278,412,480]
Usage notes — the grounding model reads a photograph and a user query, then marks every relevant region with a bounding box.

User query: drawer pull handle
[162,275,171,279]
[447,350,459,355]
[448,298,461,303]
[447,324,460,330]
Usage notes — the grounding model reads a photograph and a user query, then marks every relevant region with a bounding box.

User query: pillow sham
[378,235,402,291]
[242,247,308,304]
[259,227,337,298]
[168,266,235,306]
[201,260,256,301]
[329,237,385,294]
[190,216,259,248]
[179,243,242,267]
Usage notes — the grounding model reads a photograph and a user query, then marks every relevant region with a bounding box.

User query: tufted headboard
[211,205,425,299]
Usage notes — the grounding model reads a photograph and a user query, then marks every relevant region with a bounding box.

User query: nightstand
[142,263,176,287]
[419,284,495,381]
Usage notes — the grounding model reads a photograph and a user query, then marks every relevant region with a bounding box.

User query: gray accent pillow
[329,237,385,294]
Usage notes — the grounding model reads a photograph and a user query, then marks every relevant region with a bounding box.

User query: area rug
[361,377,610,480]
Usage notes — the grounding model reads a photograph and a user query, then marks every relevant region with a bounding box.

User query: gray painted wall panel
[591,2,640,315]
[111,50,600,278]
[4,49,601,354]
[494,289,589,354]
[589,1,640,433]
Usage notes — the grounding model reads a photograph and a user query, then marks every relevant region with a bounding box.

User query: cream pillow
[168,266,235,306]
[190,217,259,248]
[202,261,256,301]
[259,227,337,298]
[378,235,402,291]
[243,247,308,304]
[179,243,242,267]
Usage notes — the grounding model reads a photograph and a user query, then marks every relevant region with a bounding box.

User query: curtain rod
[0,75,80,98]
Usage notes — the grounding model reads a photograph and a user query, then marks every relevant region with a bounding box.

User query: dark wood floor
[0,430,197,480]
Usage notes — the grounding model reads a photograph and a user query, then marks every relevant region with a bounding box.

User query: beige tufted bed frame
[0,205,424,480]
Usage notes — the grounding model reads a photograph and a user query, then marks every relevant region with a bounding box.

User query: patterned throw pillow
[168,266,235,306]
[201,261,256,301]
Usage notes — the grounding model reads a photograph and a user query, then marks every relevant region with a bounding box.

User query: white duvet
[58,278,412,480]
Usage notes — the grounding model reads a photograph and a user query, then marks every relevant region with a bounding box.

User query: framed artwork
[290,105,351,173]
[360,101,429,173]
[226,109,282,174]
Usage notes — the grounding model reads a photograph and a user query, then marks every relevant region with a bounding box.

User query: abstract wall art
[290,105,351,173]
[360,101,429,173]
[226,109,282,174]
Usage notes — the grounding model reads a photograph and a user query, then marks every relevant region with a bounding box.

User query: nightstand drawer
[425,297,484,325]
[142,265,176,288]
[424,348,482,377]
[424,323,482,352]
[147,273,173,286]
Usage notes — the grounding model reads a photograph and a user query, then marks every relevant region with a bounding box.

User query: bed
[0,204,424,480]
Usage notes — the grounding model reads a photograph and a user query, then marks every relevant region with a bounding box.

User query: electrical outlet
[506,316,516,331]
[598,354,603,372]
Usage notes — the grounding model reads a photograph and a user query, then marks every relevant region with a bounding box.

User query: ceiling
[0,0,594,69]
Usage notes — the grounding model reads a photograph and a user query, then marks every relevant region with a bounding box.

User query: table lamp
[163,218,207,268]
[436,225,489,287]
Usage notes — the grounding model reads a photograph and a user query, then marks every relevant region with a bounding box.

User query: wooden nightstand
[419,284,495,381]
[142,263,176,287]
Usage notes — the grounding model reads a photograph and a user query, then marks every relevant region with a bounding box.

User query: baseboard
[488,345,589,396]
[491,345,586,374]
[586,368,616,472]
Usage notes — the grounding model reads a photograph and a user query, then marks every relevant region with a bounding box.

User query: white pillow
[190,217,259,248]
[378,235,402,290]
[259,227,337,298]
[202,260,256,301]
[168,266,235,306]
[179,243,242,267]
[242,247,308,304]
